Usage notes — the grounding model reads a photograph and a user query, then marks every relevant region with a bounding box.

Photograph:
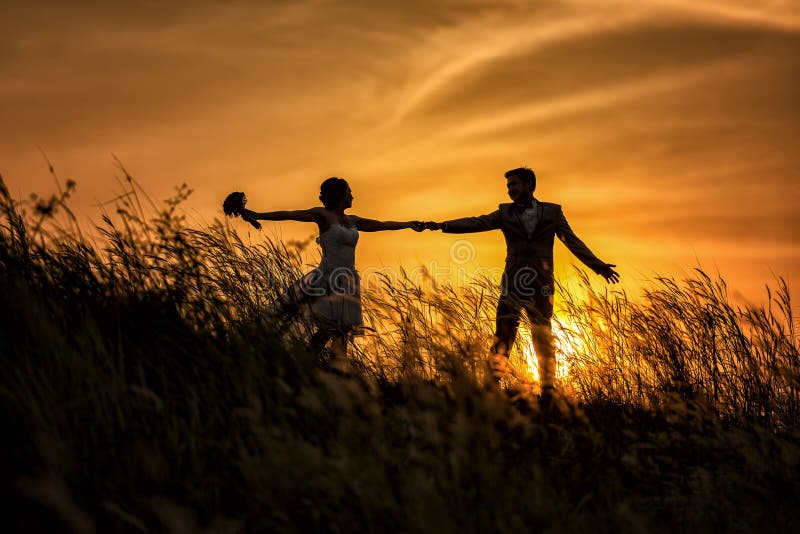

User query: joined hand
[424,221,442,231]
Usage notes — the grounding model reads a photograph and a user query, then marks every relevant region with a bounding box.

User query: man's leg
[531,320,556,389]
[526,291,556,389]
[492,297,522,356]
[489,296,522,382]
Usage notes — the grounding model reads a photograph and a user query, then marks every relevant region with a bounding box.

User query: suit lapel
[530,200,542,238]
[501,203,531,239]
[513,207,525,238]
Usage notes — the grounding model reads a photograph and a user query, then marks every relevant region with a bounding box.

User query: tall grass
[2,170,799,533]
[557,270,799,428]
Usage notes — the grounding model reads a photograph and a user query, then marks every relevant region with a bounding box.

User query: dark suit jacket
[442,200,606,288]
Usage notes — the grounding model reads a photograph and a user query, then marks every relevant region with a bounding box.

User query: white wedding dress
[285,224,363,332]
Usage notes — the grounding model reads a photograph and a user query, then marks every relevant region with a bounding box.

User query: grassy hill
[2,173,798,533]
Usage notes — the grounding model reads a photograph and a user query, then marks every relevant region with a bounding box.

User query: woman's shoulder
[309,206,336,223]
[315,209,357,231]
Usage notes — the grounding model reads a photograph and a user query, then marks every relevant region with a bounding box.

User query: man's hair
[504,167,536,191]
[319,177,349,208]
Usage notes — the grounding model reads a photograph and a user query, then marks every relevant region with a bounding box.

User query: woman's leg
[330,334,348,359]
[311,329,332,356]
[311,329,349,361]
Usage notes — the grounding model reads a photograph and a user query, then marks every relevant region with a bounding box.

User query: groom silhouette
[427,167,619,392]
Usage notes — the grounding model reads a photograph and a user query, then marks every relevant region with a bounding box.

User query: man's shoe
[539,385,556,413]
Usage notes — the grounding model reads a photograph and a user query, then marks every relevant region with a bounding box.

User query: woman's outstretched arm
[353,217,424,232]
[244,207,323,223]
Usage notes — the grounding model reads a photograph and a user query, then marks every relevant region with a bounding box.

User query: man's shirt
[517,198,538,235]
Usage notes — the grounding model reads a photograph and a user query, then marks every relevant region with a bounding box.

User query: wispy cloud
[379,8,651,130]
[434,56,748,142]
[652,0,800,31]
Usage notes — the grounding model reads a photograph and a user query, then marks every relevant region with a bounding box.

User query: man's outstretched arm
[556,209,619,283]
[426,210,501,233]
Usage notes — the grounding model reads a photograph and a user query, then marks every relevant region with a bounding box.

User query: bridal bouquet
[223,192,261,229]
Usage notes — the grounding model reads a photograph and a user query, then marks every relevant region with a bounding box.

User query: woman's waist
[317,262,358,275]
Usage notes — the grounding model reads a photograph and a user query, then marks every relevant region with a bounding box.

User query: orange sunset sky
[2,0,798,306]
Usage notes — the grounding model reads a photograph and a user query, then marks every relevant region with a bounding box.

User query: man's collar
[513,197,536,211]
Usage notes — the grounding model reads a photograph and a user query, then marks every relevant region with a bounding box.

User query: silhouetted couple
[224,167,618,392]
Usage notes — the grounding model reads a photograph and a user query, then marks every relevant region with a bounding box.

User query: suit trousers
[491,265,556,387]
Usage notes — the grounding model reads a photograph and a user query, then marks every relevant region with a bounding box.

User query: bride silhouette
[224,177,424,358]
